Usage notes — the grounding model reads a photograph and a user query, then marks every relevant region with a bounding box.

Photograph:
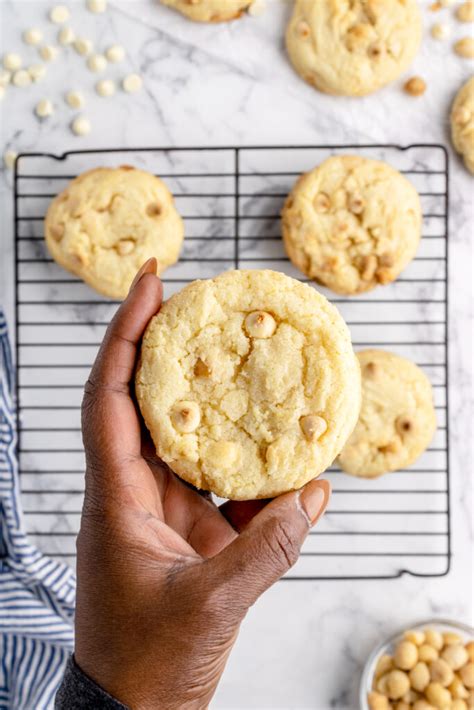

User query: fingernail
[298,479,330,526]
[129,257,158,293]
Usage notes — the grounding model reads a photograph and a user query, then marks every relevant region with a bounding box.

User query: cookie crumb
[457,2,474,22]
[454,37,474,58]
[404,76,426,96]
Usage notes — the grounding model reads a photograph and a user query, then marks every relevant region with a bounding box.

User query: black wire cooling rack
[13,144,450,580]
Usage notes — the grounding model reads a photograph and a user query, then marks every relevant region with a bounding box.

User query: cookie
[338,350,436,478]
[136,269,361,500]
[160,0,252,22]
[451,76,474,174]
[281,155,422,295]
[45,166,184,299]
[286,0,422,97]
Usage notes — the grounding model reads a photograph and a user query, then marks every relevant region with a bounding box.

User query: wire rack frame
[12,144,450,581]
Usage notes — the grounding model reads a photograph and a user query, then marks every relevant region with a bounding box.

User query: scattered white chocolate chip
[39,45,60,62]
[171,401,200,433]
[87,53,107,72]
[28,64,46,82]
[65,90,85,108]
[96,78,115,97]
[431,22,450,40]
[457,2,474,22]
[122,73,142,93]
[300,415,327,442]
[3,53,22,71]
[105,44,125,63]
[74,37,93,56]
[87,0,107,12]
[404,76,427,97]
[244,311,276,338]
[58,26,75,45]
[35,98,54,117]
[0,70,12,87]
[12,69,32,88]
[71,115,91,136]
[3,150,18,169]
[49,5,70,24]
[248,0,266,16]
[23,28,43,46]
[454,37,474,57]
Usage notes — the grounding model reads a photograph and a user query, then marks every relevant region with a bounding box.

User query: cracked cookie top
[136,270,361,500]
[160,0,253,22]
[44,166,184,299]
[282,155,422,295]
[286,0,422,96]
[338,350,436,478]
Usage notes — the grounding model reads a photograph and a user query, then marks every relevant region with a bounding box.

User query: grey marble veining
[0,1,473,708]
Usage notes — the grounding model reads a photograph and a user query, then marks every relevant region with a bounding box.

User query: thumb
[210,479,330,611]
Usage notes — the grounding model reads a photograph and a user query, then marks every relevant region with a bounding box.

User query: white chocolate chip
[49,5,70,23]
[171,401,200,433]
[122,73,142,93]
[39,45,60,61]
[3,53,22,71]
[248,0,266,16]
[65,90,85,108]
[23,28,43,45]
[0,70,11,87]
[3,150,17,169]
[87,53,107,72]
[431,22,450,40]
[35,98,54,117]
[116,239,135,255]
[58,26,75,45]
[313,192,330,213]
[348,192,365,214]
[87,0,107,12]
[300,415,327,442]
[105,44,125,63]
[457,2,474,22]
[74,37,93,56]
[71,115,91,136]
[96,78,115,97]
[28,64,46,82]
[244,311,277,338]
[12,69,31,88]
[454,37,474,58]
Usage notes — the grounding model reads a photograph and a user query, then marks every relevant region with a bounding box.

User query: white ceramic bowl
[360,618,474,709]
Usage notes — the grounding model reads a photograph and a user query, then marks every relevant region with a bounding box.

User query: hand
[76,258,331,710]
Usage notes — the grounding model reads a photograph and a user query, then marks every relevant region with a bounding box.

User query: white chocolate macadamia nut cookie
[160,0,253,22]
[282,155,421,295]
[338,350,436,478]
[285,0,422,96]
[45,166,184,299]
[451,76,474,174]
[136,270,361,500]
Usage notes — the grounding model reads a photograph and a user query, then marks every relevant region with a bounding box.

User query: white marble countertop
[1,1,473,708]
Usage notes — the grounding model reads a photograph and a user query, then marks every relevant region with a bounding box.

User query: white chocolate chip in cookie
[116,239,135,256]
[3,53,22,71]
[300,415,327,442]
[65,90,85,108]
[23,28,43,45]
[50,5,70,24]
[205,441,240,470]
[87,53,107,72]
[171,401,201,433]
[244,311,276,338]
[71,115,91,136]
[105,44,125,63]
[35,98,54,117]
[122,73,142,93]
[314,192,330,213]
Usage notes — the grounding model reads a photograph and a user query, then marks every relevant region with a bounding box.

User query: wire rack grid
[13,143,450,580]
